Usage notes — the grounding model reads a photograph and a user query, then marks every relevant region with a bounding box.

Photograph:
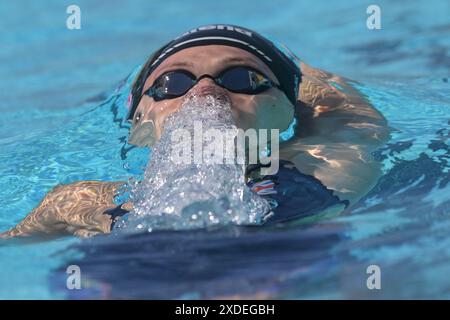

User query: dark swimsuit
[104,160,349,228]
[247,160,349,224]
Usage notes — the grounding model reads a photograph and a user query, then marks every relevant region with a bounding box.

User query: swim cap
[128,24,302,120]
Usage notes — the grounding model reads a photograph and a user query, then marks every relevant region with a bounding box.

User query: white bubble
[114,94,272,233]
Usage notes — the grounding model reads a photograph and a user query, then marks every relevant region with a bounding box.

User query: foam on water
[114,94,272,233]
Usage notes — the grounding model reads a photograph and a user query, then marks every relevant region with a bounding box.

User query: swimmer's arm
[0,181,130,238]
[298,61,388,141]
[285,62,390,204]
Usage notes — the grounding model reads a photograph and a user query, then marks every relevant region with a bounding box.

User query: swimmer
[1,24,389,238]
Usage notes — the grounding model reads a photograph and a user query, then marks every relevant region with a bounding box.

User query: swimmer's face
[130,45,294,145]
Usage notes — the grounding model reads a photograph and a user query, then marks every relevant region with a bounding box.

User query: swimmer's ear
[129,119,157,147]
[128,98,158,147]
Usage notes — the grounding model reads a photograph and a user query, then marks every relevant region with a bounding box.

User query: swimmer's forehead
[142,45,278,94]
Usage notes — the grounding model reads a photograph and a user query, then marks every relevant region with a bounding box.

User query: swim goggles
[142,66,282,102]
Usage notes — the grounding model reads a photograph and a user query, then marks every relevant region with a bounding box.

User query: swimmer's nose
[189,77,228,98]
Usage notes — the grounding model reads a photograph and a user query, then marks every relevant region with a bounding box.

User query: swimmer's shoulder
[295,62,389,145]
[298,62,387,124]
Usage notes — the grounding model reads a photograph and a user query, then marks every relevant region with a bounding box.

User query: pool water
[1,0,449,299]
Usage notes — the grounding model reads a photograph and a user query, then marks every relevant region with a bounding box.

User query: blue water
[1,0,449,299]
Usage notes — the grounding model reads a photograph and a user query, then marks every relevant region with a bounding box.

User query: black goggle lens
[218,66,271,94]
[152,72,195,101]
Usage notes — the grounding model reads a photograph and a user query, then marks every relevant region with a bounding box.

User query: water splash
[114,94,272,233]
